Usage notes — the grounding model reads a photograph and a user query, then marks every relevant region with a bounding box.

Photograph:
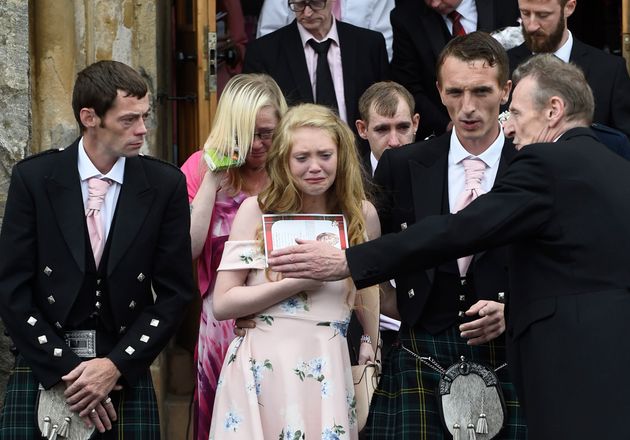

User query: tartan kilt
[0,356,159,440]
[364,325,527,439]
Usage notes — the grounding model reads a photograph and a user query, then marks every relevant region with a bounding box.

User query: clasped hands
[62,357,122,433]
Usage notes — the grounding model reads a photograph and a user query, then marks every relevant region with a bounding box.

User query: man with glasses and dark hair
[243,0,388,153]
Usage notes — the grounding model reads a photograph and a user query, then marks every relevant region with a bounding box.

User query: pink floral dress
[181,151,248,440]
[209,240,358,440]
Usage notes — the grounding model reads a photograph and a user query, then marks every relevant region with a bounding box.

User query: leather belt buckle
[64,330,96,358]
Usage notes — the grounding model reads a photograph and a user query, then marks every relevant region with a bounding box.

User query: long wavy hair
[202,73,287,193]
[258,104,368,246]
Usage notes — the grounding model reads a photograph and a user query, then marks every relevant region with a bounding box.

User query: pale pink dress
[209,240,358,440]
[181,151,248,440]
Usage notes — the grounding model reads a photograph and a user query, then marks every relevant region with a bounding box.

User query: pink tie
[86,177,112,267]
[454,158,486,275]
[332,0,341,20]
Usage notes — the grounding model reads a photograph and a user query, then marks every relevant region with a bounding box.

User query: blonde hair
[202,73,287,193]
[259,104,368,246]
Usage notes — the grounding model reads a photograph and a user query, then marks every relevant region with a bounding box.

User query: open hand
[267,239,349,281]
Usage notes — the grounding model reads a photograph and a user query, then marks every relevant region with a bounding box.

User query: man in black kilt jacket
[363,33,526,439]
[0,61,194,439]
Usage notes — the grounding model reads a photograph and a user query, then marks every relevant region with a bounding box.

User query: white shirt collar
[441,0,478,31]
[449,125,505,168]
[369,151,379,177]
[455,0,477,23]
[78,137,126,184]
[553,30,573,63]
[298,16,340,46]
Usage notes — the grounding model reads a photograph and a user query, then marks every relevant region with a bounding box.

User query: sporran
[402,344,507,440]
[36,382,96,440]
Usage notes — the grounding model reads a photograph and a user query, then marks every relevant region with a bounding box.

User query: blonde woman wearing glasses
[180,73,287,440]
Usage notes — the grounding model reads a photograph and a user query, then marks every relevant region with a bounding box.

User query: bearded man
[507,0,630,139]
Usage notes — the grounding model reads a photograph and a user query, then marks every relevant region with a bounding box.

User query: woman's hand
[358,340,376,365]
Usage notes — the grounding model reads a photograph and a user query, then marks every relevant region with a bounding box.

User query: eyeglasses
[288,0,327,12]
[253,130,274,141]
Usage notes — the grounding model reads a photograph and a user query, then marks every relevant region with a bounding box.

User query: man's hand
[81,400,117,433]
[459,300,505,345]
[267,239,350,281]
[62,357,121,417]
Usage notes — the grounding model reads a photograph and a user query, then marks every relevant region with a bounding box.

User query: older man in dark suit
[268,54,630,439]
[243,0,388,150]
[390,0,520,140]
[508,0,630,139]
[0,61,194,439]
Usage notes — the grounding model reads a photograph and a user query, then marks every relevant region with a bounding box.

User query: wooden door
[173,0,218,165]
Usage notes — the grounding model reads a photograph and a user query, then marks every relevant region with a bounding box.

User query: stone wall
[31,0,164,156]
[0,0,31,409]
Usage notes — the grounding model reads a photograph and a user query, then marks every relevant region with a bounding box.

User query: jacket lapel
[419,4,450,61]
[106,157,155,276]
[409,137,450,282]
[495,137,517,179]
[284,21,315,102]
[46,141,86,272]
[409,141,449,220]
[568,39,592,78]
[337,21,358,119]
[472,137,517,263]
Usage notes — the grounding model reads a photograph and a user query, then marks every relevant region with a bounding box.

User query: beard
[522,9,566,53]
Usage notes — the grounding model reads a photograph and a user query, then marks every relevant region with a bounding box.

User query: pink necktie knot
[462,158,486,193]
[86,178,111,216]
[85,177,112,267]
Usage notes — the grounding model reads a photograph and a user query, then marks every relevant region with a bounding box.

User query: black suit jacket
[373,132,516,328]
[347,127,630,438]
[243,20,389,134]
[390,0,520,140]
[508,38,630,139]
[0,141,195,387]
